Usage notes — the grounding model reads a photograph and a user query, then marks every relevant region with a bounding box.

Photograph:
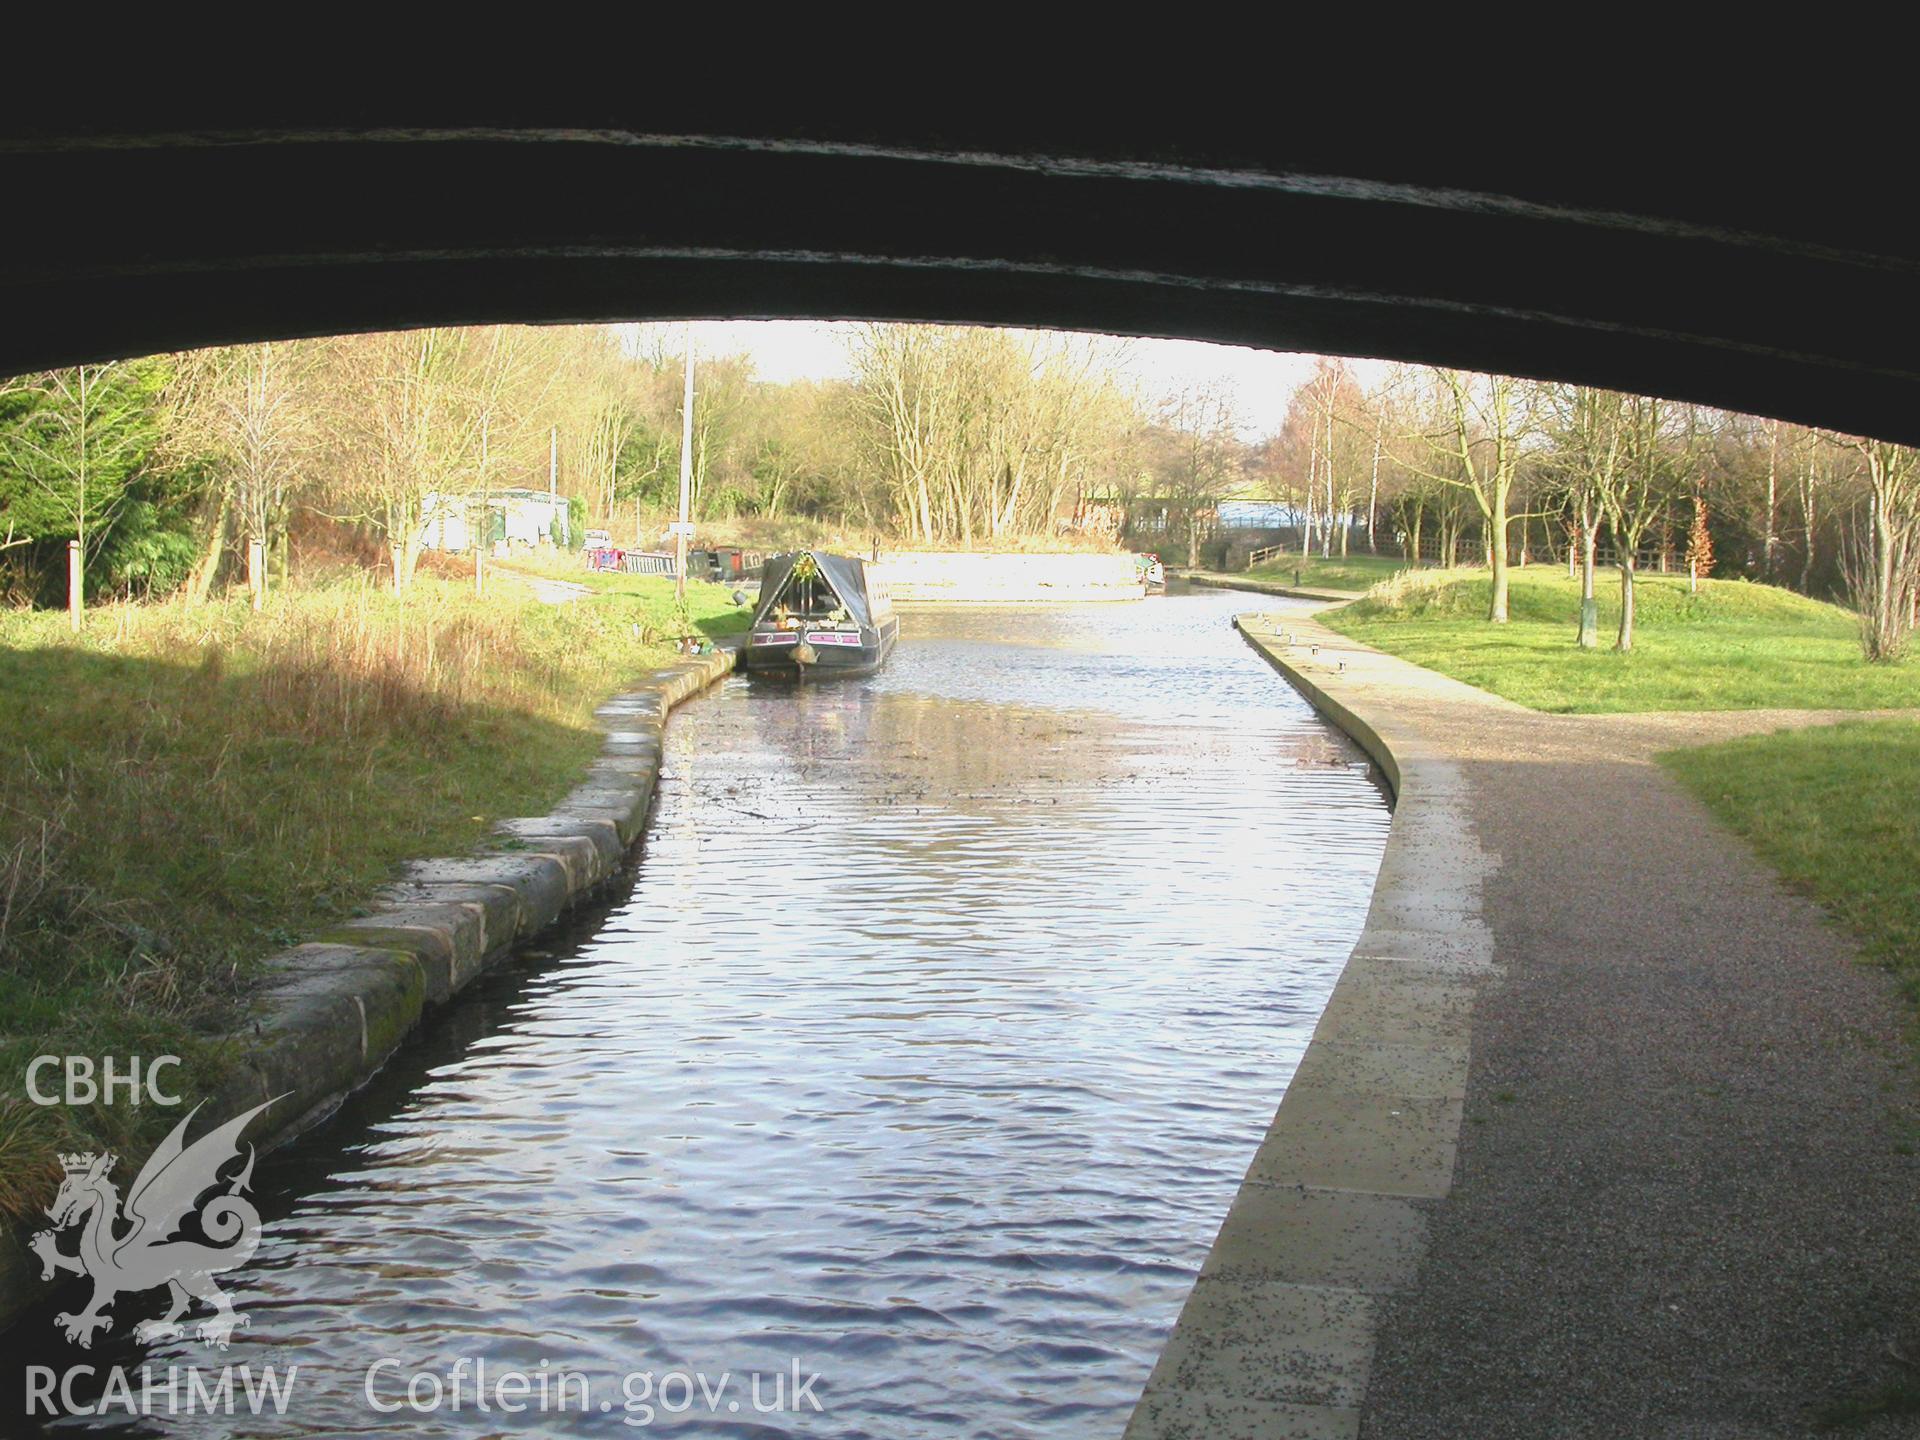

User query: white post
[548,426,559,548]
[675,326,695,604]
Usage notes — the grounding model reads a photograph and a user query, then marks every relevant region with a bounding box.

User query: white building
[421,488,571,552]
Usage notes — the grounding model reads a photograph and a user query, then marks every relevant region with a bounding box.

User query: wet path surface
[26,592,1388,1438]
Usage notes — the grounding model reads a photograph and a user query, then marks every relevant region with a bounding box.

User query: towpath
[1135,604,1920,1439]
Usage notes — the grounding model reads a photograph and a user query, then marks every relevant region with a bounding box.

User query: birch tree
[1406,369,1529,622]
[1158,381,1243,567]
[321,330,486,595]
[1594,396,1694,652]
[1835,436,1920,662]
[1547,385,1629,648]
[167,342,313,606]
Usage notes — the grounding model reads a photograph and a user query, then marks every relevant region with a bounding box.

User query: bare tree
[1835,436,1920,662]
[1157,381,1244,568]
[1594,396,1694,651]
[167,342,314,607]
[1546,385,1629,648]
[846,325,1148,546]
[1404,369,1530,621]
[318,330,488,595]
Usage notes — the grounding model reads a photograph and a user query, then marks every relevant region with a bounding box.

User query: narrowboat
[743,551,899,678]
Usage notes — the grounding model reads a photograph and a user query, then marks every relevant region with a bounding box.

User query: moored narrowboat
[743,551,899,678]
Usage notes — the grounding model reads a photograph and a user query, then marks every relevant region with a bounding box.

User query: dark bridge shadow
[3,113,1919,442]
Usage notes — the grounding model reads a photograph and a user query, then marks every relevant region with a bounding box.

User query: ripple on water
[21,592,1387,1439]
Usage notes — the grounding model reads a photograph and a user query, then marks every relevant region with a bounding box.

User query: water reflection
[22,591,1388,1439]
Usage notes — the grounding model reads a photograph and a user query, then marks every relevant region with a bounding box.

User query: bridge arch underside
[5,121,1919,444]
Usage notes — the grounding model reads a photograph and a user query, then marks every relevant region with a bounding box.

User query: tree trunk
[1487,514,1510,622]
[1366,414,1382,553]
[1578,518,1598,649]
[1615,559,1637,652]
[186,493,230,604]
[1794,440,1817,592]
[1762,420,1779,582]
[1322,398,1336,559]
[1875,493,1896,657]
[1301,470,1316,558]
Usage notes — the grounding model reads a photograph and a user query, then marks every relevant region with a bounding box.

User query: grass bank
[1662,719,1920,1033]
[1245,552,1416,593]
[1319,563,1920,1052]
[1323,568,1918,713]
[0,568,748,1217]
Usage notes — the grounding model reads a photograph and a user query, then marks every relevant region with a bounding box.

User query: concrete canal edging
[1123,608,1499,1440]
[1182,572,1359,604]
[0,648,736,1334]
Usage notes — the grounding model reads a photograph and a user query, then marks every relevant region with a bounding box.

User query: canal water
[23,590,1389,1438]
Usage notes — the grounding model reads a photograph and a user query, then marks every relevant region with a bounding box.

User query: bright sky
[631,321,1363,440]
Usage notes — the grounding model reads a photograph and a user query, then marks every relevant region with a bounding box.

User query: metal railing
[585,548,678,576]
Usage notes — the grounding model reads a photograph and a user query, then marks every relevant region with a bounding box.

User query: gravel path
[1302,645,1920,1436]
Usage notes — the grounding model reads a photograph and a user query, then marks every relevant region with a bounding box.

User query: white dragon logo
[30,1097,279,1349]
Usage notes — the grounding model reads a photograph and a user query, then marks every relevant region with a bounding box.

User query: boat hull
[742,616,899,678]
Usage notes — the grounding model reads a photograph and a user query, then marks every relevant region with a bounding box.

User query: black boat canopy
[752,551,874,629]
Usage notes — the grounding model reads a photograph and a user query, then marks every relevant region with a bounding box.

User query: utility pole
[675,326,695,603]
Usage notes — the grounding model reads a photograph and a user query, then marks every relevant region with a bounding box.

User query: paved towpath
[1184,571,1359,603]
[1185,605,1920,1439]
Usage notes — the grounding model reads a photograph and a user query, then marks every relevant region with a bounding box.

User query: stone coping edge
[1122,614,1495,1440]
[1181,573,1362,605]
[0,647,736,1334]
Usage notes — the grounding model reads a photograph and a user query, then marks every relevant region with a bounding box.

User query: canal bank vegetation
[1319,562,1920,1041]
[6,316,1920,1195]
[0,566,747,1217]
[7,325,1919,662]
[1266,366,1919,1055]
[1660,720,1920,1028]
[1321,568,1914,713]
[1244,552,1412,593]
[0,323,1259,621]
[1257,361,1920,665]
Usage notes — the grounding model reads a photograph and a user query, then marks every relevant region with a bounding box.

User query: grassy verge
[492,549,757,624]
[0,568,748,1217]
[1245,552,1417,592]
[1661,719,1920,1026]
[1323,568,1918,713]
